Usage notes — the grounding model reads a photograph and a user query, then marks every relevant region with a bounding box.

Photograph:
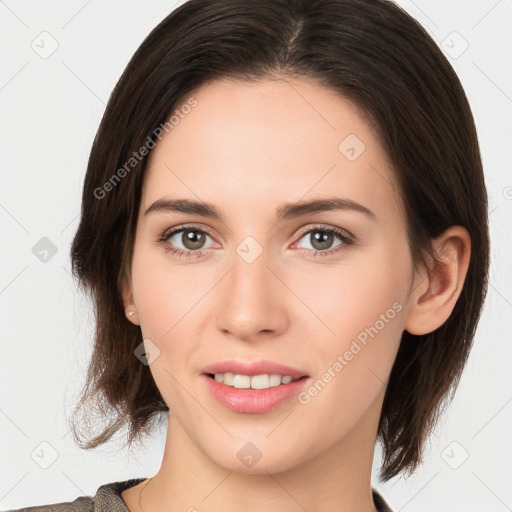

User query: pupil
[184,230,204,249]
[313,231,332,250]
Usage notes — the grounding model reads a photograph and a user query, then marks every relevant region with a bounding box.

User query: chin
[202,435,308,475]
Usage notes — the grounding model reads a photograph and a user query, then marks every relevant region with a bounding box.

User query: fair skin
[120,77,470,512]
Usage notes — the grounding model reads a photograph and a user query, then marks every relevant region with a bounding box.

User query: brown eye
[159,226,215,256]
[295,226,352,255]
[309,230,336,251]
[180,229,207,250]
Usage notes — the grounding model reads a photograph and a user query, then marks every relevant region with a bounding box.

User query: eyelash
[156,223,355,259]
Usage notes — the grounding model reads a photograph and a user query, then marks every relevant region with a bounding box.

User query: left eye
[294,228,351,253]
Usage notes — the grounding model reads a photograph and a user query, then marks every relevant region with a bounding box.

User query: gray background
[1,0,511,510]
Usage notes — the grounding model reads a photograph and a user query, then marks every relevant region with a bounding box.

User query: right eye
[158,224,217,257]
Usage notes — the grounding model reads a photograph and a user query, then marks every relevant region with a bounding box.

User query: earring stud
[127,311,134,317]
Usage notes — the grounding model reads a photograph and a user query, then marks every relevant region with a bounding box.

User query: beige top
[9,478,394,511]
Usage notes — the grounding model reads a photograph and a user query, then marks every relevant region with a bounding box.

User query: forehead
[142,78,401,223]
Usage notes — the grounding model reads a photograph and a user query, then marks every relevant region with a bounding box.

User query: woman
[13,0,489,510]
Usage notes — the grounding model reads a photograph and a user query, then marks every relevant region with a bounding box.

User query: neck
[141,390,384,512]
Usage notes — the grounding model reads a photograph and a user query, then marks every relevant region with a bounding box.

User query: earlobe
[121,278,140,326]
[404,226,471,336]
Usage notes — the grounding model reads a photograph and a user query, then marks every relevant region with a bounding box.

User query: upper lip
[202,359,308,379]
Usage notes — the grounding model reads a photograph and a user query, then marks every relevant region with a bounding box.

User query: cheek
[291,287,406,448]
[130,241,200,337]
[303,247,409,346]
[296,237,411,399]
[130,243,212,400]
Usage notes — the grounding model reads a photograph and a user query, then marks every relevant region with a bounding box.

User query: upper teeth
[213,373,295,389]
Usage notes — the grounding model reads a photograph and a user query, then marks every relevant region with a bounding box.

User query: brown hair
[69,0,489,482]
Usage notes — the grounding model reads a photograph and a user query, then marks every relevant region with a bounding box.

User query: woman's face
[126,78,418,473]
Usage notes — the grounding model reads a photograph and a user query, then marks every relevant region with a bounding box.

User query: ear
[404,226,471,335]
[121,276,140,326]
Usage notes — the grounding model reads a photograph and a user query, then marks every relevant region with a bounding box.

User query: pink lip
[201,359,308,379]
[201,359,310,414]
[203,375,310,414]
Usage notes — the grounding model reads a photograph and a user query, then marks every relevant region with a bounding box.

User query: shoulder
[6,478,147,512]
[5,495,94,512]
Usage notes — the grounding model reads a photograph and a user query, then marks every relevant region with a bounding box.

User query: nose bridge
[216,239,286,338]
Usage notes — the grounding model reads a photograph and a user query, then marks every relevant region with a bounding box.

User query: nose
[215,245,289,342]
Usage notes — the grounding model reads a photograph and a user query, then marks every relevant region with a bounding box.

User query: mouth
[205,372,308,390]
[203,372,311,414]
[201,359,308,381]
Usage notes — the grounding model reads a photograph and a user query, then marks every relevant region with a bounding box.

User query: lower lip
[203,375,310,414]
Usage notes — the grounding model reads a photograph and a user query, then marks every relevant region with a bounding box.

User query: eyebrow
[144,196,376,222]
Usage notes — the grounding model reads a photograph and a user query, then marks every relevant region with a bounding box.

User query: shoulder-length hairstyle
[69,0,489,482]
